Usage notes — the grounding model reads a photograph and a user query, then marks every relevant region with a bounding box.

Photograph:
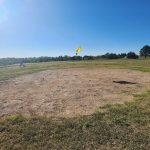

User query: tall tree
[140,45,150,59]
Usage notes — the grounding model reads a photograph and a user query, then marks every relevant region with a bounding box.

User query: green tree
[127,52,139,59]
[140,45,150,59]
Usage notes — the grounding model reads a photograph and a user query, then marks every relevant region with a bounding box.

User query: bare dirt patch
[0,68,150,117]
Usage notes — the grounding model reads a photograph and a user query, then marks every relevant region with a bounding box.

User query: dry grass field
[0,68,150,117]
[0,59,150,150]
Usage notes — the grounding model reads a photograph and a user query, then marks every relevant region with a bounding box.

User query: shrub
[127,52,139,59]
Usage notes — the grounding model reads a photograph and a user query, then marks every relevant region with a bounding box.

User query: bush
[127,52,139,59]
[101,53,119,59]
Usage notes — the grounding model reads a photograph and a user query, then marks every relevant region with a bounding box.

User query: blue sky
[0,0,150,58]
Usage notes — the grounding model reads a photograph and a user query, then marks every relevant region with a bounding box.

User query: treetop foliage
[140,45,150,58]
[1,45,150,66]
[0,53,127,66]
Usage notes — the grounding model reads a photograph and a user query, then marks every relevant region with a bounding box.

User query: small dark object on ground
[113,81,137,84]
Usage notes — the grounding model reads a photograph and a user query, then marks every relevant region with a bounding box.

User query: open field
[0,92,150,149]
[0,68,150,117]
[0,59,150,149]
[0,59,150,81]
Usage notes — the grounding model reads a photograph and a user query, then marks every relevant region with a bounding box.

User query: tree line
[0,45,150,66]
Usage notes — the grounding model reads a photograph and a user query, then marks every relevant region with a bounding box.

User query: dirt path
[0,68,150,117]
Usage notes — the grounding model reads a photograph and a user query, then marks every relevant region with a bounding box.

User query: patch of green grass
[0,59,150,81]
[0,91,150,150]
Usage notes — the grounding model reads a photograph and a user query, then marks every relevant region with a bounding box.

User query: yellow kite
[76,47,82,55]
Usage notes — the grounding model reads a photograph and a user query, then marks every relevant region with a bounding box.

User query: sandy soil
[0,68,150,117]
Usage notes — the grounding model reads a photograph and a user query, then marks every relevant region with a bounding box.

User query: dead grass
[0,59,150,149]
[0,91,150,150]
[0,68,150,117]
